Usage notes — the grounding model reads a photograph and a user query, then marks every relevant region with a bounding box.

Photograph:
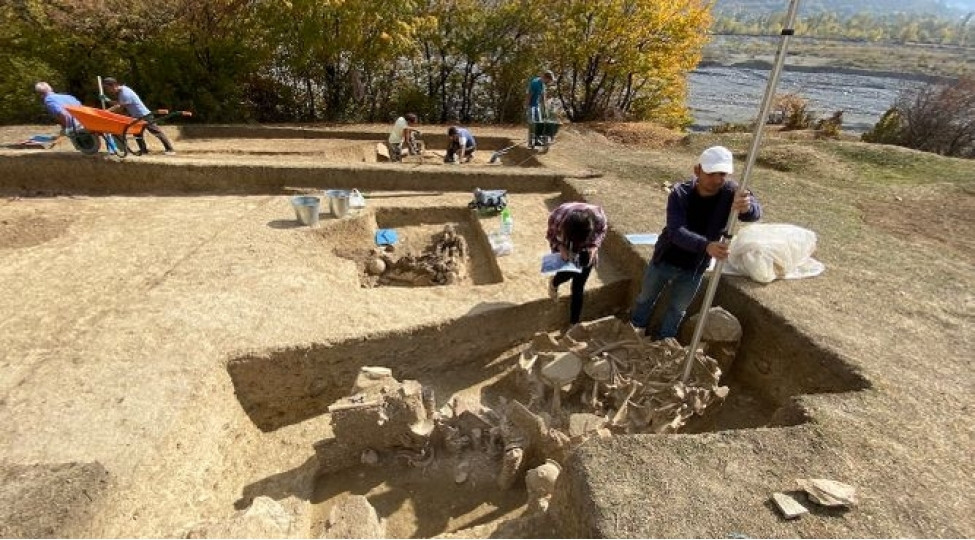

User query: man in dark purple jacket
[630,146,762,339]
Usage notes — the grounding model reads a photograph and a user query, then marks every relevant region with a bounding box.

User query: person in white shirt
[103,77,175,155]
[387,113,420,162]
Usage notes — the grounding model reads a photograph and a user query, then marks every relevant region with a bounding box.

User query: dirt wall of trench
[0,154,559,196]
[227,280,629,432]
[178,125,516,150]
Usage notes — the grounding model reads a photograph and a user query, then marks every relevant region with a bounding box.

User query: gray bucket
[291,196,321,226]
[326,190,351,218]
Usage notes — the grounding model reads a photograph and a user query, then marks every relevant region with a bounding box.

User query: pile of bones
[314,315,736,532]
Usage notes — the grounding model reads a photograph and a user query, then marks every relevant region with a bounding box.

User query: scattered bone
[498,445,525,489]
[583,357,612,381]
[315,319,732,532]
[568,413,607,441]
[525,459,562,514]
[520,316,728,435]
[797,478,858,507]
[771,492,809,520]
[366,225,469,287]
[540,352,583,419]
[366,257,386,276]
[454,460,471,484]
[323,494,386,539]
[351,366,395,395]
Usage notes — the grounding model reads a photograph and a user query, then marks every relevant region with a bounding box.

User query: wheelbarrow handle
[155,109,193,119]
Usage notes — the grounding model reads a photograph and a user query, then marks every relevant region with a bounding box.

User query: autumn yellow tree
[534,0,711,126]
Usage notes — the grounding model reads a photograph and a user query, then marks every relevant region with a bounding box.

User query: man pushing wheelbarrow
[101,77,176,155]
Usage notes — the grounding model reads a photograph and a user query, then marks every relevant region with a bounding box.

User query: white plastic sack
[727,223,820,283]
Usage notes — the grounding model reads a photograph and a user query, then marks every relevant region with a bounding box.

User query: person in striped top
[545,202,608,325]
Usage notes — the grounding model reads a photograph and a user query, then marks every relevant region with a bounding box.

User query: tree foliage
[0,0,711,125]
[536,0,710,127]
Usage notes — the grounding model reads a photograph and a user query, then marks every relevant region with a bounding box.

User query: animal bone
[498,445,524,489]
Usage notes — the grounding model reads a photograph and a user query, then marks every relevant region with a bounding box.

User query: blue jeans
[630,261,705,339]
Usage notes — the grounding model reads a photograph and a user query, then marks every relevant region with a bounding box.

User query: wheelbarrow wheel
[70,131,101,155]
[106,134,131,158]
[120,136,142,156]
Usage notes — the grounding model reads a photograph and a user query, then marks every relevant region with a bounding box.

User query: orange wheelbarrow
[63,105,192,157]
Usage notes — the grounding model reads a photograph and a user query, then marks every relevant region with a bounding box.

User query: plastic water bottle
[500,207,513,236]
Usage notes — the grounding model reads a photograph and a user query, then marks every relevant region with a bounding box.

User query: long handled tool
[95,75,122,156]
[488,140,527,164]
[680,0,801,383]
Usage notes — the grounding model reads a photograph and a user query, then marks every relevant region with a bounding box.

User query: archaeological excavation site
[0,125,881,538]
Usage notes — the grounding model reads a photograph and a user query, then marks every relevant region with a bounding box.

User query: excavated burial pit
[333,206,502,288]
[228,285,870,538]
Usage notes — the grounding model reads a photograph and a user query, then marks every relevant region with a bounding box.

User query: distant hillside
[713,0,975,17]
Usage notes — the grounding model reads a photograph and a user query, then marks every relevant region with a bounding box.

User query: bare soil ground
[0,123,973,538]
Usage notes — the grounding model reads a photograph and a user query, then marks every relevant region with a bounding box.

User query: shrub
[815,110,844,139]
[863,78,975,158]
[772,93,816,131]
[862,107,904,144]
[711,121,752,134]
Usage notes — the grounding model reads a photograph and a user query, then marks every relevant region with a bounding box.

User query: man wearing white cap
[629,145,762,339]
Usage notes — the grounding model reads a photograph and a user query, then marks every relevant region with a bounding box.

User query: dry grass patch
[756,143,855,180]
[583,122,685,148]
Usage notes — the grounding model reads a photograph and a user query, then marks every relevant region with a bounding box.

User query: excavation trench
[228,280,869,537]
[0,132,875,538]
[332,206,504,288]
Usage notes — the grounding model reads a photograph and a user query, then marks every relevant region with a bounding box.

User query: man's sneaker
[548,279,559,302]
[164,150,176,156]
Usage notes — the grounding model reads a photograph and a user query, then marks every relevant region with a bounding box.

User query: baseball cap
[102,77,118,86]
[699,146,734,174]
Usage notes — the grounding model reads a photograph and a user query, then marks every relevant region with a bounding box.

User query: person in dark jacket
[630,146,762,339]
[546,202,608,325]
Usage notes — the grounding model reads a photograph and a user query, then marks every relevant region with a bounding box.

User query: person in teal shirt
[525,70,554,149]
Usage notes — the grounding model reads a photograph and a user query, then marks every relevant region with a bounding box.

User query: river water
[688,65,925,133]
